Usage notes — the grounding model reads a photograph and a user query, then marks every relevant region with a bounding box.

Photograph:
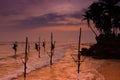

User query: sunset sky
[0,0,98,43]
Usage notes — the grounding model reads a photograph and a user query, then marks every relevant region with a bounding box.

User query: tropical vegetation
[83,0,120,36]
[82,0,120,59]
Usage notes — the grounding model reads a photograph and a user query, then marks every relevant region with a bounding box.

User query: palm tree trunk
[89,25,98,37]
[87,19,98,37]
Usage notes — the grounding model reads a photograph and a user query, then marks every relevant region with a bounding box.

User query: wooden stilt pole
[50,32,55,65]
[38,37,40,58]
[14,49,17,58]
[24,37,28,80]
[50,32,53,65]
[78,28,81,73]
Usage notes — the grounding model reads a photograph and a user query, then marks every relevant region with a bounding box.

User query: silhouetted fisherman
[42,40,46,52]
[35,43,39,51]
[35,42,40,58]
[51,42,54,50]
[12,42,18,58]
[52,41,55,55]
[50,32,55,65]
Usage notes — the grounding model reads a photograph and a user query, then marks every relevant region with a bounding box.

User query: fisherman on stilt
[42,40,46,52]
[12,41,18,58]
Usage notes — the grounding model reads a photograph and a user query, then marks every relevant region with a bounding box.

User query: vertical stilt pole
[24,37,28,80]
[38,37,40,58]
[15,50,17,58]
[50,32,53,65]
[50,32,55,65]
[78,28,81,73]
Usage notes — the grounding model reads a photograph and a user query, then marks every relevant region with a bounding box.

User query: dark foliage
[82,0,120,59]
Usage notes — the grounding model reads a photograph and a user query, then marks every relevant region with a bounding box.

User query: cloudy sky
[0,0,97,43]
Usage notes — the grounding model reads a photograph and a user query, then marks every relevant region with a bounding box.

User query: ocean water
[0,42,105,80]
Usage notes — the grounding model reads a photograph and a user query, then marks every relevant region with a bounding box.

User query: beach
[0,0,120,80]
[14,44,105,80]
[98,59,120,80]
[0,42,120,80]
[0,42,66,80]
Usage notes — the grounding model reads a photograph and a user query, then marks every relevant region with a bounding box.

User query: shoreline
[98,59,120,80]
[14,48,77,80]
[0,45,66,80]
[14,48,106,80]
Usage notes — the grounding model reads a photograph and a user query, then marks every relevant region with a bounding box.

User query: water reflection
[16,47,105,80]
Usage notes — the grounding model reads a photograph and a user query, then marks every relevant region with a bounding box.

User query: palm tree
[83,0,120,36]
[83,11,98,37]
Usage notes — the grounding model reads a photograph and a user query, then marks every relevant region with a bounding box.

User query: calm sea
[0,42,105,80]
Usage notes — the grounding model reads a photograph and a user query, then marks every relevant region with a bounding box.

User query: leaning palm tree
[82,0,120,59]
[83,11,98,37]
[83,0,120,36]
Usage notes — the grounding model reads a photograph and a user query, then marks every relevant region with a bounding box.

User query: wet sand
[0,43,66,80]
[14,49,77,80]
[14,48,105,80]
[98,60,120,80]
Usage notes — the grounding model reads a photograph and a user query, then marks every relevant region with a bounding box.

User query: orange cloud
[27,25,89,34]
